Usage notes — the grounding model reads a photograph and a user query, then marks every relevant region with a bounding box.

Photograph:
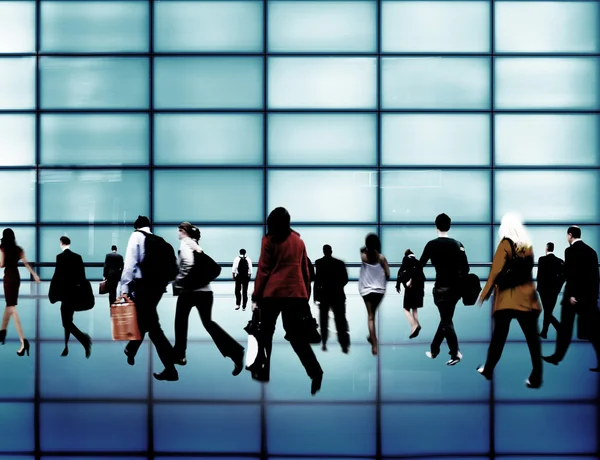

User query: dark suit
[536,253,565,336]
[314,256,349,350]
[553,241,600,366]
[103,252,124,304]
[49,249,91,352]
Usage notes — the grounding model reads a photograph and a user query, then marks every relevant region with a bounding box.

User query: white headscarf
[498,212,532,251]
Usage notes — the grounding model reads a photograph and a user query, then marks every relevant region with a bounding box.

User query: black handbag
[179,251,221,291]
[73,279,95,312]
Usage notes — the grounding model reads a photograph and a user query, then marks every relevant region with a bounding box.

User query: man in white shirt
[232,249,252,311]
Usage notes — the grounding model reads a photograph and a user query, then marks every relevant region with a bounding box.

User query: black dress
[395,255,425,310]
[2,246,22,307]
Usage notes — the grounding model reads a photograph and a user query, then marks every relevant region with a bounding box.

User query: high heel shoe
[0,329,6,344]
[17,339,30,357]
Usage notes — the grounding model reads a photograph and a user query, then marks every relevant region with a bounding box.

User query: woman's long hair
[498,212,532,251]
[0,228,17,249]
[267,207,292,242]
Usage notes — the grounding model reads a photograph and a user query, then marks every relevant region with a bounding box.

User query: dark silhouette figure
[233,248,252,311]
[537,242,565,338]
[103,245,124,305]
[396,249,424,339]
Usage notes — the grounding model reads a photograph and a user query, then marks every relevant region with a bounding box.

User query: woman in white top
[359,233,390,355]
[172,222,244,375]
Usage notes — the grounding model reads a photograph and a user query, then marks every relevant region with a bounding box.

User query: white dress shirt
[120,227,150,295]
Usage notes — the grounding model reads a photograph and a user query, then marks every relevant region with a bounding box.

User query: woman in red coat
[251,207,323,395]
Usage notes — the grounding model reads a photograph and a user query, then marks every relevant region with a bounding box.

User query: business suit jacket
[537,253,565,295]
[49,249,86,307]
[103,252,124,280]
[314,256,348,302]
[563,241,600,306]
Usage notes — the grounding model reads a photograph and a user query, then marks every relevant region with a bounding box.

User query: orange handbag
[110,297,141,341]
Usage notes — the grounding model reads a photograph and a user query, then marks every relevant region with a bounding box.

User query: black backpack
[495,238,533,291]
[187,251,221,289]
[136,231,178,288]
[237,256,249,278]
[461,273,482,306]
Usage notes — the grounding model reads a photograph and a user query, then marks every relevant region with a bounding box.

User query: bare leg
[403,308,416,333]
[365,300,378,355]
[7,307,25,348]
[412,309,420,327]
[1,307,11,330]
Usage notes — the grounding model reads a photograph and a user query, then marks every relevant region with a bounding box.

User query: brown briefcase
[110,297,141,341]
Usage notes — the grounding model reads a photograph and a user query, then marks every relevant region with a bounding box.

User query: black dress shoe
[539,332,548,339]
[174,357,187,366]
[311,372,323,396]
[590,367,600,372]
[153,368,179,381]
[83,335,92,359]
[542,355,560,365]
[0,329,6,344]
[409,325,422,339]
[124,348,135,366]
[61,347,69,357]
[232,352,244,376]
[526,378,542,389]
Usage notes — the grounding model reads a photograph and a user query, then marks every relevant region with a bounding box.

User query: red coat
[252,231,311,302]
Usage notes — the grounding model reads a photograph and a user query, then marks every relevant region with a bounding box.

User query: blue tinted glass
[154,114,263,166]
[41,115,149,166]
[152,343,260,401]
[0,171,36,223]
[382,58,490,109]
[380,344,490,401]
[494,171,600,224]
[0,115,35,166]
[294,226,377,264]
[40,403,147,451]
[153,404,261,452]
[268,1,376,52]
[268,58,377,109]
[0,2,35,53]
[268,114,377,166]
[382,114,490,166]
[495,115,600,167]
[39,343,149,399]
[0,403,34,451]
[495,1,599,53]
[0,58,36,109]
[41,1,149,52]
[381,170,491,223]
[267,404,376,455]
[382,1,489,52]
[7,227,37,263]
[155,1,263,52]
[40,58,149,109]
[154,170,263,223]
[382,225,491,264]
[268,170,378,223]
[495,58,600,110]
[494,404,597,453]
[266,343,376,402]
[382,403,489,455]
[154,57,263,109]
[39,170,150,223]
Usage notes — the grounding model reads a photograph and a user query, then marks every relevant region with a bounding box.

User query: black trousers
[554,299,600,366]
[318,298,349,348]
[125,285,175,370]
[258,298,323,380]
[60,304,89,346]
[107,277,120,305]
[431,287,460,358]
[483,309,542,384]
[235,276,250,308]
[538,290,560,335]
[174,291,244,360]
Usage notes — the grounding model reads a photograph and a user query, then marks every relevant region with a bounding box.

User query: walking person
[103,245,124,305]
[232,249,252,311]
[396,249,424,339]
[536,242,565,339]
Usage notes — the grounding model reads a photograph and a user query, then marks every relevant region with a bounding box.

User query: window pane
[495,2,599,53]
[382,114,490,166]
[495,115,600,167]
[382,225,491,264]
[268,114,376,166]
[154,404,261,452]
[40,58,149,109]
[155,1,263,52]
[381,170,491,223]
[268,58,377,109]
[0,58,35,110]
[382,1,489,52]
[382,404,489,455]
[40,403,147,451]
[0,171,36,223]
[268,170,377,223]
[154,57,263,109]
[41,1,149,52]
[267,405,376,455]
[39,170,149,223]
[154,170,263,223]
[495,58,600,110]
[494,404,597,453]
[154,114,263,166]
[0,305,35,398]
[382,58,490,109]
[0,115,35,166]
[0,403,34,451]
[0,2,35,53]
[295,226,377,265]
[494,171,600,224]
[268,1,376,52]
[41,115,149,166]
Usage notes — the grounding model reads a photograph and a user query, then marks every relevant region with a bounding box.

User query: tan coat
[479,239,541,315]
